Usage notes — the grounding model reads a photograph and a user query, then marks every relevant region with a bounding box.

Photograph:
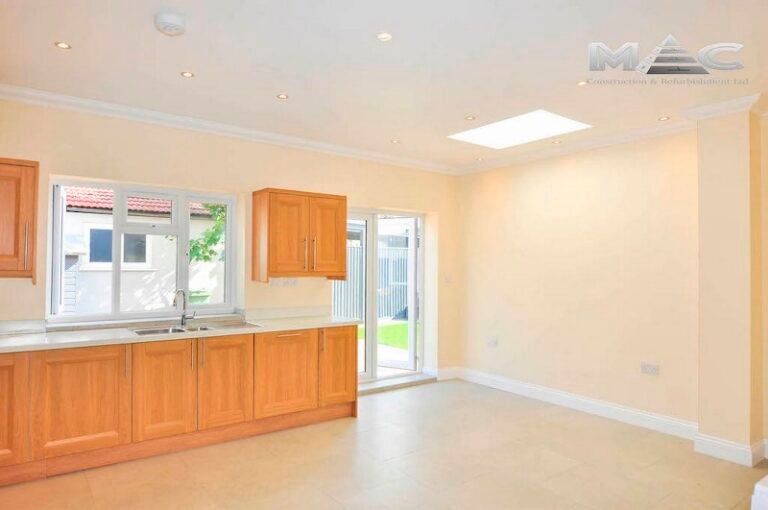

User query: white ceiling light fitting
[448,110,591,149]
[377,32,393,42]
[154,12,186,36]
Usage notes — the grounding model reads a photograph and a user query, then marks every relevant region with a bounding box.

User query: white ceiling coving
[0,0,765,174]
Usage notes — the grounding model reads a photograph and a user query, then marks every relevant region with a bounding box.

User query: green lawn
[357,322,408,350]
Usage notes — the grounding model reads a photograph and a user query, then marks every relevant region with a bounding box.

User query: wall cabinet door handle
[312,237,317,271]
[303,237,308,271]
[23,223,29,270]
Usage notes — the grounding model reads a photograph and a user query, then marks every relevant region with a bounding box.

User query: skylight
[448,110,591,149]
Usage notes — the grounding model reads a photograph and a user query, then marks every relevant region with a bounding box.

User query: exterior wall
[459,131,699,422]
[58,210,222,315]
[0,99,463,369]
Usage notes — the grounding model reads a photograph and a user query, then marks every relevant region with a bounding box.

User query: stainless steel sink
[132,323,260,336]
[133,327,186,336]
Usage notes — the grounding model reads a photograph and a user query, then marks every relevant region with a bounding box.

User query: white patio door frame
[350,210,424,383]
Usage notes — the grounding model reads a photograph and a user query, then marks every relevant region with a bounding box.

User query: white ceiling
[1,0,766,174]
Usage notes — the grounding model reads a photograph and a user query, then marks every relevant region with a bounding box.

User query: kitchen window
[50,181,235,320]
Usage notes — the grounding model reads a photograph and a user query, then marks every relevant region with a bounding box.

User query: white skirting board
[693,434,764,467]
[437,366,696,439]
[753,475,768,510]
[436,366,766,467]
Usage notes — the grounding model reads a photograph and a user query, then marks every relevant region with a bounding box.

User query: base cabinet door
[133,340,197,441]
[319,326,357,406]
[30,345,131,459]
[0,353,29,466]
[254,329,318,418]
[198,334,254,430]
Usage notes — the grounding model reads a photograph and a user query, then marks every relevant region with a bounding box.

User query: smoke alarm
[154,12,186,36]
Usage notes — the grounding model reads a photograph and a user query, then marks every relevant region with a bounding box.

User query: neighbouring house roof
[65,187,211,217]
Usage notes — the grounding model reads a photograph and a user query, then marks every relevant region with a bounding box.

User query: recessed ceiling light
[391,139,401,144]
[577,80,588,86]
[377,32,393,42]
[276,94,289,100]
[448,110,591,150]
[54,41,71,50]
[180,71,194,78]
[552,139,562,145]
[657,116,671,121]
[476,157,484,161]
[464,115,476,121]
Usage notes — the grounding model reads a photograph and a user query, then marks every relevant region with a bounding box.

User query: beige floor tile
[0,381,764,510]
[0,472,93,510]
[542,464,671,509]
[446,475,577,510]
[651,492,723,510]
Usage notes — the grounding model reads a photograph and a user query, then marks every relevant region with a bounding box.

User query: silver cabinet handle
[23,223,29,270]
[201,341,206,368]
[312,237,317,271]
[191,342,195,370]
[124,345,130,377]
[303,237,308,271]
[320,330,325,352]
[276,332,302,338]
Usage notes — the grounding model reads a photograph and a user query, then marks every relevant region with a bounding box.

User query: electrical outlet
[641,362,660,376]
[486,336,499,348]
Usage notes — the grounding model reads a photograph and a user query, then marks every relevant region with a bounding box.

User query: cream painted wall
[0,99,464,367]
[460,131,699,421]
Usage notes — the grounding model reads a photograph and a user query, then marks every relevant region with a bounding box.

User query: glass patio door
[332,214,373,379]
[332,213,422,382]
[376,216,418,374]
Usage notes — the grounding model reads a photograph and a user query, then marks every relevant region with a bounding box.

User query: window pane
[60,185,114,315]
[188,201,227,305]
[120,235,177,312]
[89,229,112,262]
[126,194,172,224]
[123,234,147,263]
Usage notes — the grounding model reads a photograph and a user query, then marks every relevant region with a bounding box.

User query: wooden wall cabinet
[198,334,254,430]
[30,345,131,459]
[0,158,38,282]
[0,353,29,466]
[252,188,346,281]
[132,340,197,442]
[319,326,358,406]
[254,329,319,418]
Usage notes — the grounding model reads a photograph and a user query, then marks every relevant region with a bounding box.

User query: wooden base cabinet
[254,330,319,418]
[0,353,29,466]
[30,345,131,459]
[198,335,254,430]
[132,340,197,442]
[319,326,358,406]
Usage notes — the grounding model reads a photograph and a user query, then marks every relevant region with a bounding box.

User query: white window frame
[49,178,236,323]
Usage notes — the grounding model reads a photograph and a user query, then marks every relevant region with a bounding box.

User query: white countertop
[0,316,361,354]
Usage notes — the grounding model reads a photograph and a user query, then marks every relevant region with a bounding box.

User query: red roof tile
[65,187,210,216]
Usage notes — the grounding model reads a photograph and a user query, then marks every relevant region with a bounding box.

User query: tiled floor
[1,381,765,509]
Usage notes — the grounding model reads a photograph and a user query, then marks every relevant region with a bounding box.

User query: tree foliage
[188,203,226,262]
